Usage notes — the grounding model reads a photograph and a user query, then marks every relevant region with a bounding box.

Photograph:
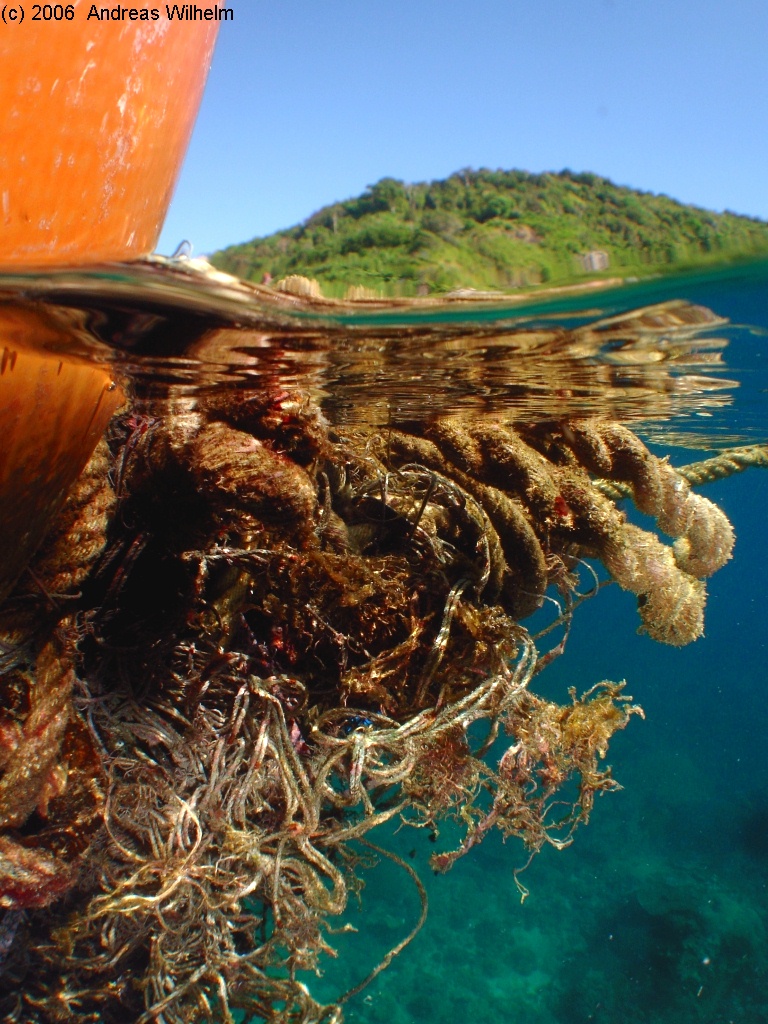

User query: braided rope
[595,443,768,500]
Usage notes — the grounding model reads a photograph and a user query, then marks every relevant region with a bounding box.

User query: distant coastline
[211,169,768,301]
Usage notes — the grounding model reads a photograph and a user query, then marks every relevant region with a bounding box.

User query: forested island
[211,169,768,298]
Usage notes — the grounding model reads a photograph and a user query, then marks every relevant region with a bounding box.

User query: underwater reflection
[0,258,738,433]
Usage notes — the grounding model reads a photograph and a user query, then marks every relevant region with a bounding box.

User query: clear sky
[157,0,768,257]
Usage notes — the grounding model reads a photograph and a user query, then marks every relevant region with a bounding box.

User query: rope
[594,443,768,500]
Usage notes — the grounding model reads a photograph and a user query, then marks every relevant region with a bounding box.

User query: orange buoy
[0,2,219,266]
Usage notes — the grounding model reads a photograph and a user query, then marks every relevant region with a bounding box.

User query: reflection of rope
[595,443,768,500]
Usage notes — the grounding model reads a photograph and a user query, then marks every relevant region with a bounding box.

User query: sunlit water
[1,257,767,1023]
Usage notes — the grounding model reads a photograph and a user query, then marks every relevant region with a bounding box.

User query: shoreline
[256,273,627,313]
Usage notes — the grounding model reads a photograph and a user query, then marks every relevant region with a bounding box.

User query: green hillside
[210,169,768,298]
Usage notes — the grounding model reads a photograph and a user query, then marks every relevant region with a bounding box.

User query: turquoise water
[306,262,768,1024]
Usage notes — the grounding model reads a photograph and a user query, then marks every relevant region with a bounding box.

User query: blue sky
[157,0,768,256]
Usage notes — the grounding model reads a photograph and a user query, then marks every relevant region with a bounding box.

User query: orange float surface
[0,1,219,266]
[0,306,125,600]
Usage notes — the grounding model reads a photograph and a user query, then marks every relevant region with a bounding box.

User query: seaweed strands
[0,392,742,1022]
